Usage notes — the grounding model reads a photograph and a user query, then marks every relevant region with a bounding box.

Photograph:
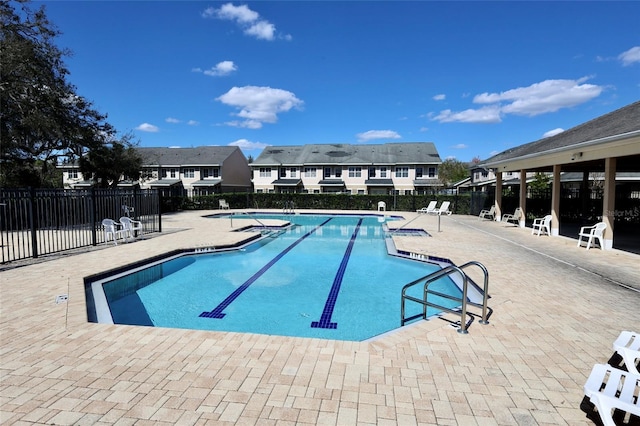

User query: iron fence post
[29,187,38,258]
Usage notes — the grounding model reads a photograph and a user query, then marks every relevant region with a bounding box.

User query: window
[280,168,287,178]
[335,168,342,178]
[260,167,272,178]
[68,170,78,179]
[428,167,436,178]
[183,168,195,178]
[380,167,387,178]
[416,167,423,178]
[290,168,297,178]
[324,167,331,178]
[162,168,178,178]
[348,167,361,178]
[304,167,316,177]
[395,167,408,178]
[202,168,219,178]
[368,167,376,178]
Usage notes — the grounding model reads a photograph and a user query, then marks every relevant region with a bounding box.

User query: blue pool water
[97,214,462,341]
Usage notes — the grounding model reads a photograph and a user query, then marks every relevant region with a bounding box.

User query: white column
[518,169,527,228]
[602,157,616,250]
[551,165,561,236]
[495,171,503,221]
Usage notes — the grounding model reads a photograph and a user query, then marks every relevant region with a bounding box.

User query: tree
[0,0,140,187]
[78,133,143,188]
[529,172,551,195]
[438,158,469,187]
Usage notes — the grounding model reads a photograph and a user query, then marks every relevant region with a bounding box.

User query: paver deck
[1,210,638,425]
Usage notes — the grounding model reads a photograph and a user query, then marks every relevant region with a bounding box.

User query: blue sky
[36,1,640,161]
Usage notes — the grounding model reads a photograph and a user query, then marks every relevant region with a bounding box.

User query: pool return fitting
[400,261,491,334]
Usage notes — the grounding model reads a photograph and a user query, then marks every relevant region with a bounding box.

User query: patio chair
[417,201,438,214]
[378,201,386,211]
[583,363,640,426]
[102,218,125,245]
[577,222,607,250]
[119,216,143,242]
[501,207,523,225]
[531,214,552,236]
[429,201,451,215]
[613,331,640,376]
[219,199,230,210]
[478,205,495,220]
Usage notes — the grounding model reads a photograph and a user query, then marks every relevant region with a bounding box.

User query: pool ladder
[400,261,492,334]
[282,201,295,214]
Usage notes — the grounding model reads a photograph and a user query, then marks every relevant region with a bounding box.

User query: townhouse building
[60,146,252,196]
[250,142,442,195]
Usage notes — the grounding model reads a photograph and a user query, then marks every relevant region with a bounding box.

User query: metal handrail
[387,214,422,234]
[400,261,490,334]
[230,211,268,228]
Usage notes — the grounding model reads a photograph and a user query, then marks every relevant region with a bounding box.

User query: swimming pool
[89,214,465,341]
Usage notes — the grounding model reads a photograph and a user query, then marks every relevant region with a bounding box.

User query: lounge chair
[219,199,230,210]
[429,201,451,215]
[531,214,551,236]
[119,216,143,242]
[613,331,640,376]
[577,222,607,250]
[417,201,437,214]
[501,207,523,225]
[102,218,125,245]
[583,363,640,426]
[478,205,495,220]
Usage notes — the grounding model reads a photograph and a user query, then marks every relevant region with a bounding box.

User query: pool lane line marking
[199,217,334,319]
[311,218,363,329]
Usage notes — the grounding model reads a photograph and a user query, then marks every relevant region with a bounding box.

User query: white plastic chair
[102,218,125,245]
[377,201,386,211]
[219,199,230,210]
[583,363,640,426]
[119,216,143,242]
[478,205,495,220]
[531,215,552,236]
[613,331,640,376]
[502,207,523,225]
[417,201,437,214]
[577,222,607,250]
[429,201,451,216]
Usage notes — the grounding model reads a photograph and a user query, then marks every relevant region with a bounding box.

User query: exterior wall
[220,150,252,191]
[250,163,439,194]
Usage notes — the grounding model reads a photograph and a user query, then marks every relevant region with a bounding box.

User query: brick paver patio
[1,210,638,425]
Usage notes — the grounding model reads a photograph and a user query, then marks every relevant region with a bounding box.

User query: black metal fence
[0,188,161,264]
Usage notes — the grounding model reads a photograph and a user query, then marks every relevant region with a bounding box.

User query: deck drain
[55,294,68,304]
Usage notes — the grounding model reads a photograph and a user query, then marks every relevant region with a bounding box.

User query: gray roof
[481,101,640,166]
[137,146,241,167]
[252,142,441,166]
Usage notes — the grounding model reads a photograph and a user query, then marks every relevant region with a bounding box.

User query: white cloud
[202,61,237,77]
[433,94,446,101]
[543,128,564,138]
[451,144,468,149]
[216,86,303,129]
[165,117,181,123]
[618,46,640,66]
[356,130,401,142]
[229,138,270,150]
[202,3,287,42]
[474,77,602,116]
[432,106,502,123]
[136,123,159,132]
[431,77,603,124]
[187,120,199,126]
[245,21,275,41]
[419,127,429,132]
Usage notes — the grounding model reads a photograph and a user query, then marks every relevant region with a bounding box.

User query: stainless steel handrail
[400,261,490,334]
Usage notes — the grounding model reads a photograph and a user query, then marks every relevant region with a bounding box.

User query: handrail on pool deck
[400,260,491,334]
